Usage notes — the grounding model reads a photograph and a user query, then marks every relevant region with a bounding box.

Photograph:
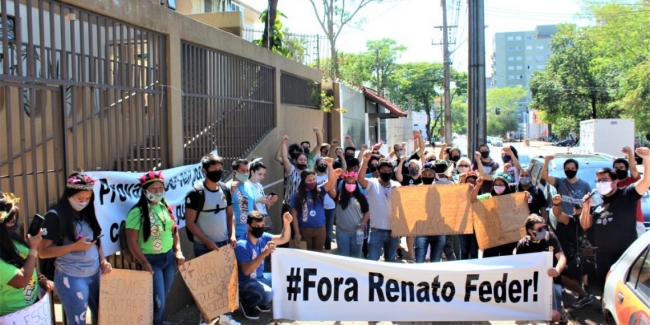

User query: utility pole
[433,1,456,145]
[468,0,486,157]
[375,49,381,96]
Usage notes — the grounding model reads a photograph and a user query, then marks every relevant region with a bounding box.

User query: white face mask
[596,181,613,195]
[457,166,469,174]
[68,197,89,211]
[146,191,165,204]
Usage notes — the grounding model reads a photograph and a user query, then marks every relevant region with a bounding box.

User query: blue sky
[245,0,591,71]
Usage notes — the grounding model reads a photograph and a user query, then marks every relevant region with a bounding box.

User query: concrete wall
[338,83,367,147]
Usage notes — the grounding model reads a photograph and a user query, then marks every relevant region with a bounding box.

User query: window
[508,57,515,61]
[0,15,15,40]
[526,46,533,50]
[536,45,545,50]
[627,247,650,300]
[507,36,514,41]
[507,46,514,51]
[516,36,522,41]
[516,66,522,70]
[537,65,545,70]
[526,56,533,61]
[516,56,522,61]
[517,75,524,79]
[508,75,515,79]
[536,55,544,61]
[508,66,515,71]
[516,46,522,50]
[526,35,533,40]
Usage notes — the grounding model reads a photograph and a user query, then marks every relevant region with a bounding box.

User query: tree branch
[309,0,329,37]
[334,0,375,40]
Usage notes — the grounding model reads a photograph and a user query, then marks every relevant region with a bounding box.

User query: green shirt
[126,204,174,255]
[477,193,493,201]
[0,242,39,316]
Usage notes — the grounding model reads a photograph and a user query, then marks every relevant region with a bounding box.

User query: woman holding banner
[0,192,53,316]
[125,171,185,325]
[39,173,111,325]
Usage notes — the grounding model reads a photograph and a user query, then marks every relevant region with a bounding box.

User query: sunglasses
[533,225,548,232]
[458,164,470,168]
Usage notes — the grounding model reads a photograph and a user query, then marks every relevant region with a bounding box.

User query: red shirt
[618,175,644,223]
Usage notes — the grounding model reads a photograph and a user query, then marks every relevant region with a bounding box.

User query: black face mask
[616,169,628,180]
[480,151,490,159]
[502,155,512,163]
[303,147,310,154]
[250,227,265,238]
[205,170,223,182]
[450,156,460,162]
[316,164,328,173]
[564,170,577,179]
[422,177,435,185]
[296,163,307,170]
[345,153,354,159]
[368,165,377,173]
[379,172,392,182]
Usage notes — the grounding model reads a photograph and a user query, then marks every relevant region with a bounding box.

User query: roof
[361,87,407,117]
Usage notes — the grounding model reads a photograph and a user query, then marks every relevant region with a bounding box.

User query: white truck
[571,119,635,158]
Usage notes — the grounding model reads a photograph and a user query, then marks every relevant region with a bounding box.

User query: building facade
[490,25,557,139]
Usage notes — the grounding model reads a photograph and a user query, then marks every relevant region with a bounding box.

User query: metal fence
[0,0,168,225]
[181,41,275,170]
[280,72,320,108]
[243,28,329,70]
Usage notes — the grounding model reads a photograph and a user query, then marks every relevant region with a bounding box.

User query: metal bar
[14,0,22,77]
[17,84,30,221]
[1,0,9,74]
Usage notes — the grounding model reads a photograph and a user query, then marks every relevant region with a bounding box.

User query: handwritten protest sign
[0,289,50,325]
[180,246,238,321]
[473,192,530,250]
[391,184,474,237]
[99,269,153,325]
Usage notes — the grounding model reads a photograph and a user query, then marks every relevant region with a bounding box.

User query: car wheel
[603,309,614,325]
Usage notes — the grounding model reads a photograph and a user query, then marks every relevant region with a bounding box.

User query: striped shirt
[283,165,302,204]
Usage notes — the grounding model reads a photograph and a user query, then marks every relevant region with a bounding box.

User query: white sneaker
[219,314,241,325]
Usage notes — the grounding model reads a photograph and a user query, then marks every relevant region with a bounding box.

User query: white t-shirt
[316,174,335,209]
[365,178,401,230]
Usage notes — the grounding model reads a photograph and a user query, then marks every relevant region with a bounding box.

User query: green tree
[529,24,618,134]
[486,86,527,137]
[366,38,406,95]
[391,62,444,142]
[308,0,380,79]
[254,9,289,57]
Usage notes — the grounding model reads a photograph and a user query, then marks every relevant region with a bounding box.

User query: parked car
[516,152,532,170]
[492,138,503,147]
[602,231,650,325]
[528,153,650,230]
[554,139,575,147]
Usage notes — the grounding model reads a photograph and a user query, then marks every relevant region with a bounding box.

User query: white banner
[272,249,553,322]
[87,163,205,256]
[0,289,51,325]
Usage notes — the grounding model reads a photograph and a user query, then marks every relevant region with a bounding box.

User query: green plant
[253,10,289,57]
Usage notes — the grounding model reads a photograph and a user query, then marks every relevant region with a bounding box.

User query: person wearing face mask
[518,169,548,222]
[125,171,184,325]
[392,130,426,181]
[335,171,370,258]
[235,211,292,320]
[396,159,423,186]
[231,160,259,238]
[613,146,645,237]
[542,155,591,216]
[39,173,111,325]
[290,158,338,252]
[358,153,402,262]
[412,163,449,263]
[472,144,500,193]
[458,172,480,260]
[454,158,472,182]
[184,155,240,325]
[226,159,249,194]
[0,193,54,316]
[248,160,277,230]
[582,148,650,289]
[332,146,348,171]
[314,158,337,253]
[515,214,568,323]
[499,146,521,186]
[550,195,594,309]
[279,135,309,223]
[301,127,324,168]
[365,155,381,179]
[471,174,522,258]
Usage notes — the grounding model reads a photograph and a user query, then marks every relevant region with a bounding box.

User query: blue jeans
[552,283,563,313]
[367,228,400,262]
[414,235,446,263]
[239,272,273,309]
[145,249,176,325]
[54,269,100,325]
[324,208,336,250]
[194,240,232,321]
[458,233,479,259]
[336,231,362,258]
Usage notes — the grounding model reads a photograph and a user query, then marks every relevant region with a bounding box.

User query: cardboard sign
[0,289,50,325]
[473,192,530,250]
[99,269,153,325]
[180,246,238,321]
[391,184,474,236]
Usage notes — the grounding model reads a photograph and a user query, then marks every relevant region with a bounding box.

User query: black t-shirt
[519,185,547,216]
[393,152,420,180]
[554,215,581,259]
[590,186,642,255]
[400,176,423,186]
[472,159,500,193]
[516,232,563,284]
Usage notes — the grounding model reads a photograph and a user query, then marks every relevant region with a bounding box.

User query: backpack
[185,182,231,242]
[39,208,67,281]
